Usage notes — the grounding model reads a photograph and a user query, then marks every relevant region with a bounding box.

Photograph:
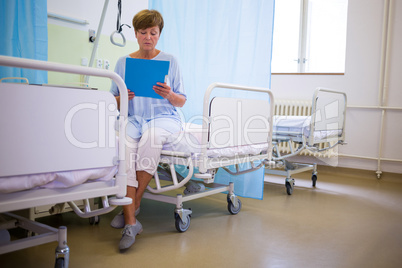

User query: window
[271,0,348,74]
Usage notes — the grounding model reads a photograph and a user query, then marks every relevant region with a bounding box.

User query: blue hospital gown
[110,52,186,139]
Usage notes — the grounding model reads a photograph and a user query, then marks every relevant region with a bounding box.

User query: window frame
[271,0,347,75]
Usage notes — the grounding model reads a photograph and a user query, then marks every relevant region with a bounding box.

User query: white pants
[125,127,173,188]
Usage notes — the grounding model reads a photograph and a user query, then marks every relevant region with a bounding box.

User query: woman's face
[135,26,160,51]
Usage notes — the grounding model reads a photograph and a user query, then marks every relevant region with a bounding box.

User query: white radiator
[274,99,338,158]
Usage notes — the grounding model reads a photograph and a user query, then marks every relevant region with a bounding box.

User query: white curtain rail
[47,12,89,25]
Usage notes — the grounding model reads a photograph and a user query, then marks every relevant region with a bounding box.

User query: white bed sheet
[273,115,342,141]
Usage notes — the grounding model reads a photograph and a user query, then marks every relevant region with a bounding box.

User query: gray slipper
[119,221,143,250]
[110,207,140,229]
[184,181,205,195]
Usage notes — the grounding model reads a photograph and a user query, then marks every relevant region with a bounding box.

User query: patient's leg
[134,170,153,209]
[135,122,180,205]
[111,136,139,228]
[121,172,151,227]
[135,127,169,208]
[124,136,139,223]
[123,186,137,225]
[120,185,143,250]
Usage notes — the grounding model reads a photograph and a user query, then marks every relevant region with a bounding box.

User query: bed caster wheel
[285,178,295,195]
[175,213,191,232]
[89,216,100,225]
[312,174,317,187]
[227,197,242,215]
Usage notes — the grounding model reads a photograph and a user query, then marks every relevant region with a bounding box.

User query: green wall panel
[48,24,137,91]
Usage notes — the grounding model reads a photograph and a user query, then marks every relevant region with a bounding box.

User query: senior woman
[109,9,186,250]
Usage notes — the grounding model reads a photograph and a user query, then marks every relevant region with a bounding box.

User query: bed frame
[0,55,131,267]
[266,88,347,195]
[142,82,274,232]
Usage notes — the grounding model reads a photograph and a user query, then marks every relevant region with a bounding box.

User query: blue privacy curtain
[0,0,48,84]
[149,0,275,121]
[149,0,275,199]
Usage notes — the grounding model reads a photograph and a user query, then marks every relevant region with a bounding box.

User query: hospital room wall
[271,0,402,175]
[47,0,148,91]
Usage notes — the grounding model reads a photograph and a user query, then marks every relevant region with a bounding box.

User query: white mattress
[163,123,269,158]
[273,115,342,141]
[0,166,117,194]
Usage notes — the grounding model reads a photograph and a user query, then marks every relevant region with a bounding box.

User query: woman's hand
[128,89,135,100]
[116,89,135,111]
[153,82,186,107]
[153,82,172,99]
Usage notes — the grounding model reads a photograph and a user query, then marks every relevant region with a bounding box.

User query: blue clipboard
[125,58,169,99]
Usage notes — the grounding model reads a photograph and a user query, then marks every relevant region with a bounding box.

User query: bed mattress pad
[273,115,342,141]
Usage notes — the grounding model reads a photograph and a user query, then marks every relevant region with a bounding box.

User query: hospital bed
[265,88,347,195]
[142,83,274,232]
[0,56,131,267]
